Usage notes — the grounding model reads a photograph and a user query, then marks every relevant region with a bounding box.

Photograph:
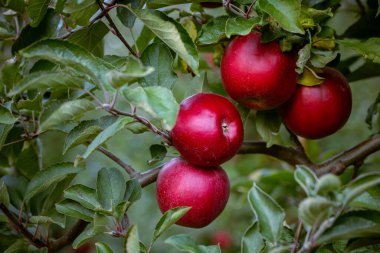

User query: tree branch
[96,146,138,177]
[0,204,47,249]
[238,141,316,169]
[317,134,380,175]
[96,0,138,57]
[48,220,89,252]
[138,165,165,188]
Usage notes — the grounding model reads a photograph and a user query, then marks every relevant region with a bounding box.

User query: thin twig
[110,108,172,145]
[96,146,138,177]
[96,0,138,57]
[291,220,303,253]
[47,220,89,252]
[0,204,47,248]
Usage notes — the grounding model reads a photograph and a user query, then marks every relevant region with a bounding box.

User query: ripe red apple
[220,32,297,110]
[171,93,244,166]
[156,158,230,228]
[280,67,352,139]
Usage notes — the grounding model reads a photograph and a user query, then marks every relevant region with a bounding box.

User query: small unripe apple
[280,68,352,139]
[171,93,244,166]
[221,32,297,110]
[156,158,230,228]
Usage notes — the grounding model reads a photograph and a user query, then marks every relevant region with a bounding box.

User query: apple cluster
[156,93,244,228]
[156,31,352,229]
[221,32,352,139]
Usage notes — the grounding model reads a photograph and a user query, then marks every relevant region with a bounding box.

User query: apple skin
[156,158,230,228]
[220,32,297,110]
[171,93,244,167]
[211,230,233,249]
[280,67,352,139]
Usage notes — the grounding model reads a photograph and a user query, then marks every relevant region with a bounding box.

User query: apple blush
[280,68,352,139]
[156,158,230,228]
[221,32,297,110]
[171,93,244,167]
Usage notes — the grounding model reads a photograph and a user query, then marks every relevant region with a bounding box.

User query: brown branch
[291,220,303,253]
[317,134,380,175]
[96,146,138,177]
[0,203,47,248]
[96,0,138,57]
[138,165,165,188]
[59,0,118,39]
[238,141,316,169]
[47,220,89,252]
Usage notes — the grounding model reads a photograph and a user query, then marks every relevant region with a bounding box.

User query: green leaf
[256,110,281,147]
[12,9,59,53]
[198,16,228,45]
[248,183,285,243]
[27,0,51,27]
[8,71,86,96]
[125,178,142,202]
[342,173,380,206]
[153,206,190,242]
[1,0,25,12]
[82,117,134,159]
[165,234,221,253]
[241,221,265,253]
[63,116,117,154]
[338,38,380,64]
[298,197,333,227]
[64,184,100,210]
[0,124,13,150]
[24,163,81,201]
[96,167,126,212]
[96,242,114,253]
[225,17,260,38]
[4,239,28,253]
[317,210,380,244]
[140,43,177,88]
[123,86,179,130]
[55,199,94,222]
[351,186,380,212]
[29,213,65,228]
[15,142,40,180]
[133,9,199,74]
[117,0,145,28]
[0,21,15,39]
[136,25,155,53]
[294,165,318,196]
[125,225,140,253]
[20,39,114,90]
[148,144,167,165]
[68,21,109,57]
[0,105,16,125]
[365,92,380,130]
[39,99,95,132]
[0,179,10,208]
[296,44,311,74]
[73,225,99,249]
[63,0,98,26]
[309,48,338,68]
[106,57,154,88]
[257,0,304,34]
[316,174,341,195]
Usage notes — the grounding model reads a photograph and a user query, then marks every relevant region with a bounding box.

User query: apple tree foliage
[0,0,380,252]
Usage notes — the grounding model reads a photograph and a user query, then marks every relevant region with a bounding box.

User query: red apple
[220,32,297,110]
[156,158,230,228]
[211,230,233,249]
[280,67,352,139]
[171,93,244,166]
